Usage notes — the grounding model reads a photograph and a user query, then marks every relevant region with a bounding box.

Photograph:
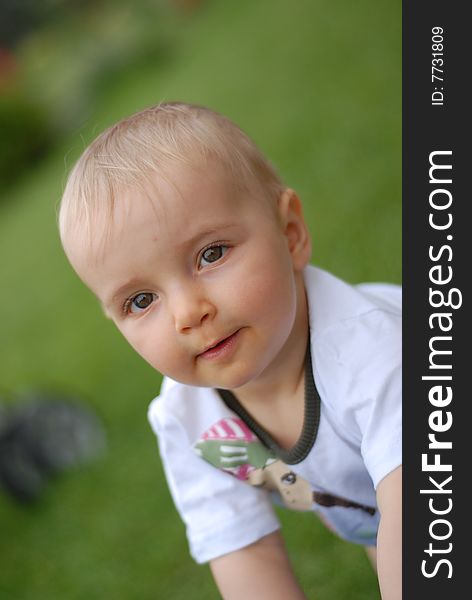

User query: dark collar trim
[217,338,320,465]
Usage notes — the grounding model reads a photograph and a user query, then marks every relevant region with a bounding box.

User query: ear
[277,188,312,271]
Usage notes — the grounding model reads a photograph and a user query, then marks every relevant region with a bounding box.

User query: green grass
[0,0,400,597]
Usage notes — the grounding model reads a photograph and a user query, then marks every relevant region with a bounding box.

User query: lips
[197,329,241,360]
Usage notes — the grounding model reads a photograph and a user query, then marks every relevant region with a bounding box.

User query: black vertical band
[403,3,468,596]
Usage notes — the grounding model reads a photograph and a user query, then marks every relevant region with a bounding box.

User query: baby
[59,102,402,599]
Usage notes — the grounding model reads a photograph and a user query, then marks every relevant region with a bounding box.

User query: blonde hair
[58,102,285,248]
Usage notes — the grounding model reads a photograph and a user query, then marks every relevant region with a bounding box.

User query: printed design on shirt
[194,416,276,480]
[194,417,376,515]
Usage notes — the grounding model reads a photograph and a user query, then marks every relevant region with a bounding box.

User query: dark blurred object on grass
[0,392,106,503]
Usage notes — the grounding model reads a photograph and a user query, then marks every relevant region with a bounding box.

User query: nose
[171,284,216,333]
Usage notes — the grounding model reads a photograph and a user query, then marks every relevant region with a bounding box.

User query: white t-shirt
[148,266,402,563]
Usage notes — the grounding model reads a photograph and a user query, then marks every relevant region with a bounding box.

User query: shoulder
[148,378,234,445]
[304,265,401,380]
[304,265,401,334]
[147,379,280,564]
[304,266,402,486]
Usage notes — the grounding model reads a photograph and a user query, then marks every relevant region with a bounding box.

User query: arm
[210,531,308,600]
[376,465,402,600]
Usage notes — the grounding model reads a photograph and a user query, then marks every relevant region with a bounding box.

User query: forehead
[66,161,275,272]
[113,161,276,240]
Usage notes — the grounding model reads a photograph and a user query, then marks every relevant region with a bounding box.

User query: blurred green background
[0,0,400,598]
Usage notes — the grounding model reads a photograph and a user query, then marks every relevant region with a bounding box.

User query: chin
[166,371,250,390]
[212,363,268,391]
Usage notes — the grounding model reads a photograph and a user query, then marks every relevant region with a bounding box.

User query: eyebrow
[176,223,238,250]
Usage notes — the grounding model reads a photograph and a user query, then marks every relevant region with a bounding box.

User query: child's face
[67,165,308,391]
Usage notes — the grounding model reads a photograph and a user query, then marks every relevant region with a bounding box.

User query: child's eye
[125,292,157,314]
[199,245,229,267]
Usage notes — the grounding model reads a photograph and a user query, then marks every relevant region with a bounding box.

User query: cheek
[117,318,176,373]
[223,246,297,329]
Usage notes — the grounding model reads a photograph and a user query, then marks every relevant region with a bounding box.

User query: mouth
[197,329,242,361]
